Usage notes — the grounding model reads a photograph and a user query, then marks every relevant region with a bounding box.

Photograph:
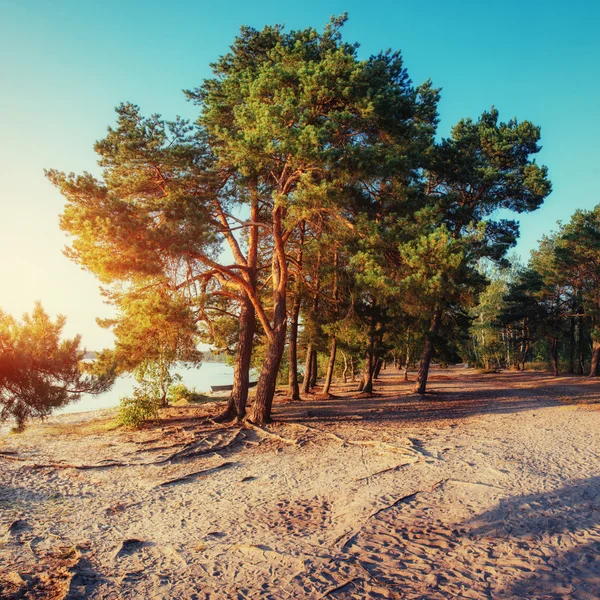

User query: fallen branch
[154,461,234,488]
[28,460,130,470]
[321,577,360,598]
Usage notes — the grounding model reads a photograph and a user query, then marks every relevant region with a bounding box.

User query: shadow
[269,366,600,427]
[0,483,52,510]
[468,476,600,599]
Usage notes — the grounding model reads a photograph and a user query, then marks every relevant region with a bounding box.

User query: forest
[7,14,600,430]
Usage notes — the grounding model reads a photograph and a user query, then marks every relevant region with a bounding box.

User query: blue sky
[1,0,599,349]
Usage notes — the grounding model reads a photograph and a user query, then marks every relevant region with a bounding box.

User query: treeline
[467,205,600,376]
[48,16,550,425]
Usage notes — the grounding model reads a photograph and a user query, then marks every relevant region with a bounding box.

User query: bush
[117,389,160,428]
[168,383,209,405]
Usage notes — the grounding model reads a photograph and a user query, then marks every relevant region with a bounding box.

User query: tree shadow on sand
[272,367,600,427]
[467,476,600,599]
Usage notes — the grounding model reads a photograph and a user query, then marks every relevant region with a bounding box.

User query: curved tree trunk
[590,339,600,377]
[341,351,348,383]
[413,307,442,394]
[322,337,337,395]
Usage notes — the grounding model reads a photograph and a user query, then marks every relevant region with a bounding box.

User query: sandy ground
[1,366,599,599]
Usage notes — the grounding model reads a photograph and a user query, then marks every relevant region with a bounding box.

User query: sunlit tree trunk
[250,207,288,425]
[218,296,256,422]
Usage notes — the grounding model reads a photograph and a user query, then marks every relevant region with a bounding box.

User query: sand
[1,366,599,599]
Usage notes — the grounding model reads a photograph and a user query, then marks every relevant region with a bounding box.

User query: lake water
[57,362,236,415]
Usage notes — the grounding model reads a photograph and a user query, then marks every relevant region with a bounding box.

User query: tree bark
[322,337,337,395]
[217,296,256,422]
[215,183,259,422]
[413,308,442,394]
[250,287,287,424]
[249,203,288,425]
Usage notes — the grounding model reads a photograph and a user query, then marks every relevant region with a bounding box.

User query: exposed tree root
[154,461,235,488]
[321,577,361,597]
[334,479,447,550]
[249,424,298,445]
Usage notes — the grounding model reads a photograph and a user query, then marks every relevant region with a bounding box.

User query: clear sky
[1,0,599,349]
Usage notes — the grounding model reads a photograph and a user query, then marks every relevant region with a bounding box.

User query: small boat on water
[210,381,258,393]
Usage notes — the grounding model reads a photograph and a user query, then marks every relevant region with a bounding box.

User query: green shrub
[168,383,210,405]
[117,389,160,428]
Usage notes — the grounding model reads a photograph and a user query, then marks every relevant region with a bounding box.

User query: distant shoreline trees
[48,15,551,425]
[473,205,600,377]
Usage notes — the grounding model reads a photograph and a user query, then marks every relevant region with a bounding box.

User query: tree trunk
[302,344,314,394]
[568,316,576,374]
[578,316,585,374]
[549,337,559,377]
[373,358,383,379]
[360,350,375,393]
[322,337,337,395]
[217,296,255,422]
[216,183,259,422]
[250,293,287,424]
[350,355,356,381]
[288,293,301,400]
[590,339,600,377]
[248,203,288,425]
[341,351,348,383]
[413,308,442,394]
[310,349,318,388]
[403,350,410,381]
